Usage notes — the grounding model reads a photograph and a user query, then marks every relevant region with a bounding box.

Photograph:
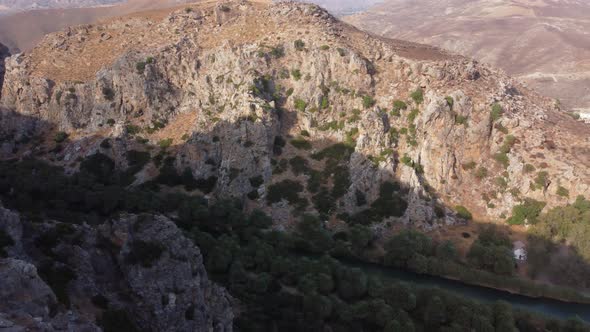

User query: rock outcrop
[1,0,589,228]
[0,43,9,97]
[0,203,233,331]
[0,258,101,331]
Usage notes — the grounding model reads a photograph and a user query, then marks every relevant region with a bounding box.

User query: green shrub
[267,179,304,205]
[54,131,68,143]
[312,143,354,162]
[445,96,454,109]
[136,61,146,74]
[80,153,116,184]
[500,135,516,154]
[126,125,142,135]
[495,177,508,190]
[556,186,569,197]
[491,103,503,122]
[126,150,150,168]
[289,156,310,175]
[290,138,312,150]
[455,115,468,126]
[194,176,218,194]
[318,120,344,131]
[320,45,330,51]
[291,69,302,81]
[106,118,116,126]
[320,96,329,109]
[273,136,286,155]
[331,166,350,199]
[313,189,335,219]
[102,87,115,101]
[533,171,549,190]
[507,199,546,225]
[294,98,307,111]
[407,109,419,123]
[462,161,477,170]
[125,240,165,268]
[411,88,424,105]
[389,127,399,144]
[400,155,412,166]
[392,100,407,112]
[306,170,323,193]
[158,138,173,149]
[455,205,473,220]
[270,46,285,58]
[362,95,376,109]
[523,163,536,173]
[294,39,305,51]
[493,153,509,168]
[475,167,488,179]
[249,175,264,188]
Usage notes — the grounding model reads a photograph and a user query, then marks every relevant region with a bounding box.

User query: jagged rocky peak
[1,0,589,229]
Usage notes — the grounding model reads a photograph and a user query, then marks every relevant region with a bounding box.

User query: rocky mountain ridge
[344,0,590,112]
[1,1,589,229]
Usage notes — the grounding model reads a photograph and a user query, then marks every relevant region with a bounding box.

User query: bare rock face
[110,214,234,332]
[0,202,233,332]
[0,258,101,331]
[0,204,24,258]
[0,43,9,97]
[1,1,590,227]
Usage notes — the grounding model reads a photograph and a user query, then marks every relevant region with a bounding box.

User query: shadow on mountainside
[2,107,590,304]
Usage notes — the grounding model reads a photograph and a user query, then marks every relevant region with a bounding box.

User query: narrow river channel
[337,258,590,322]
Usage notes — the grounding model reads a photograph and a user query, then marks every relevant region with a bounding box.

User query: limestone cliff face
[0,203,233,331]
[0,43,8,97]
[1,0,589,227]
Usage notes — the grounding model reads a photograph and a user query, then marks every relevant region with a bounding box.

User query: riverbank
[333,255,590,322]
[341,251,590,305]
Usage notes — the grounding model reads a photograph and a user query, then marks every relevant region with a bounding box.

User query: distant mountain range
[0,0,123,13]
[0,0,193,51]
[344,0,590,112]
[293,0,382,15]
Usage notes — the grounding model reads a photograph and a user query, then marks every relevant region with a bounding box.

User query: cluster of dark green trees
[0,157,588,331]
[527,196,590,289]
[382,226,585,302]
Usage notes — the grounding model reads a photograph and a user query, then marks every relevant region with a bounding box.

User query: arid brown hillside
[0,0,195,51]
[3,0,590,232]
[344,0,590,112]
